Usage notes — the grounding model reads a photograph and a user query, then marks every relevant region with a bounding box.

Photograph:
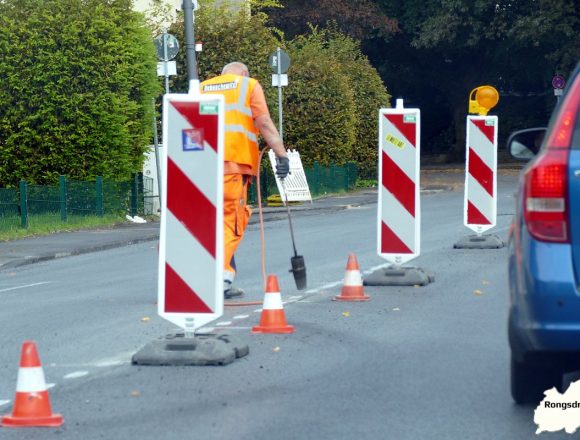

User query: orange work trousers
[224,174,252,276]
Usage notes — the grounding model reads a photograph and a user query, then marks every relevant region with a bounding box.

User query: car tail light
[523,74,580,243]
[524,149,569,242]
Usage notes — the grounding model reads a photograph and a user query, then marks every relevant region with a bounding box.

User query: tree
[370,0,580,155]
[262,0,398,40]
[283,29,359,167]
[0,0,159,186]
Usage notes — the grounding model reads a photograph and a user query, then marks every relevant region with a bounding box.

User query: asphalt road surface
[0,173,573,439]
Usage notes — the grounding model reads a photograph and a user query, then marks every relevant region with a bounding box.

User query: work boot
[224,286,245,299]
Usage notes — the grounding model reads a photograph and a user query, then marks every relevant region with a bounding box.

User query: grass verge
[0,213,127,241]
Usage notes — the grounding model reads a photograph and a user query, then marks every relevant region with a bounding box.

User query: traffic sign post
[365,99,434,287]
[154,32,179,94]
[552,74,566,103]
[454,115,504,249]
[133,93,249,366]
[270,48,290,139]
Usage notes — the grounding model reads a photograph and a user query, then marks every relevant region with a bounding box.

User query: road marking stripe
[63,371,89,379]
[0,400,11,407]
[0,282,50,293]
[216,321,232,326]
[233,315,249,320]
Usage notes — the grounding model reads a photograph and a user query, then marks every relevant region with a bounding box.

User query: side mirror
[507,128,546,160]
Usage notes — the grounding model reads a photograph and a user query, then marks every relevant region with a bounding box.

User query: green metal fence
[0,174,153,230]
[248,162,358,205]
[0,162,357,230]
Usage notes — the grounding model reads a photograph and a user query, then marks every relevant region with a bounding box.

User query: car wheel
[511,357,562,404]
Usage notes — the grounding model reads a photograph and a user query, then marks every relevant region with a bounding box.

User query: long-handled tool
[281,179,307,290]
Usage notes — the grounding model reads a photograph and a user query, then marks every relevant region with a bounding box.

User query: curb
[0,235,159,271]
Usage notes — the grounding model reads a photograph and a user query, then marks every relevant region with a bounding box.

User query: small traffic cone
[1,341,63,428]
[333,253,370,302]
[252,275,295,334]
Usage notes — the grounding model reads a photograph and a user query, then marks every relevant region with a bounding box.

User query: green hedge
[0,0,159,187]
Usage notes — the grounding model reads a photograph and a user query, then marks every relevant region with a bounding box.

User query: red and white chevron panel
[464,116,498,234]
[377,105,421,265]
[158,94,224,331]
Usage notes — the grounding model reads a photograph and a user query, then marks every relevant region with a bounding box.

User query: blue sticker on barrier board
[182,129,204,151]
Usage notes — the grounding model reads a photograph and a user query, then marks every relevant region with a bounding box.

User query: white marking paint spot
[64,371,89,380]
[0,400,11,407]
[253,309,263,313]
[216,321,232,326]
[46,383,56,389]
[233,315,249,320]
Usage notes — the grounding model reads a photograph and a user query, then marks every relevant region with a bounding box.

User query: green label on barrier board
[485,119,495,126]
[404,115,416,123]
[201,103,219,115]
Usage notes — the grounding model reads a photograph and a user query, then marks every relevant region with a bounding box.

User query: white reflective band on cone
[344,270,363,286]
[16,367,47,393]
[262,292,283,310]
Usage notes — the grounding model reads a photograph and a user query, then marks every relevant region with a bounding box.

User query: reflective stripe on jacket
[200,74,259,175]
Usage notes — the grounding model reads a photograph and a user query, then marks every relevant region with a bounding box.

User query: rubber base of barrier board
[453,234,505,249]
[131,333,249,366]
[364,266,435,287]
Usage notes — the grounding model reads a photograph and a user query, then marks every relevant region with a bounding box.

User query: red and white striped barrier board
[464,116,498,234]
[377,101,421,265]
[159,94,224,331]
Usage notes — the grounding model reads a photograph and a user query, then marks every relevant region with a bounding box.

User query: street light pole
[182,0,199,93]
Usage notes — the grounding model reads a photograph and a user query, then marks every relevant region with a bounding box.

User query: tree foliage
[263,0,398,40]
[0,0,159,186]
[168,0,282,95]
[270,0,580,157]
[375,0,580,154]
[285,27,390,173]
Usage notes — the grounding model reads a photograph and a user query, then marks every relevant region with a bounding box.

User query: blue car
[508,61,580,404]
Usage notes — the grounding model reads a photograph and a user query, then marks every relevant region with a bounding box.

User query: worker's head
[222,62,250,77]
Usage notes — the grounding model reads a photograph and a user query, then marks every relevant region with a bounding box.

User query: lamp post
[182,0,199,92]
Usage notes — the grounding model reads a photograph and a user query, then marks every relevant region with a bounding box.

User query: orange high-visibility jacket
[200,74,260,175]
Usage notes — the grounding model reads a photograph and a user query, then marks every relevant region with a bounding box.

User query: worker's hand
[275,156,290,179]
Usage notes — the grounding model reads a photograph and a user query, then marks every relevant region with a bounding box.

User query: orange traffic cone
[1,341,63,428]
[252,275,295,334]
[333,253,370,302]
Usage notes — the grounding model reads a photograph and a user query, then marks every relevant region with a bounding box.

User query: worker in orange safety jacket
[201,62,289,299]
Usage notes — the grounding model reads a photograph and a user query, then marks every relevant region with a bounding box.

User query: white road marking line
[48,352,132,369]
[0,282,50,294]
[196,327,215,334]
[253,308,262,313]
[216,321,232,326]
[46,383,56,389]
[63,371,89,380]
[217,326,251,330]
[233,315,249,320]
[0,400,11,407]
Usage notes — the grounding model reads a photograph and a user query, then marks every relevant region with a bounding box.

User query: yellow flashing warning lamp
[468,85,499,116]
